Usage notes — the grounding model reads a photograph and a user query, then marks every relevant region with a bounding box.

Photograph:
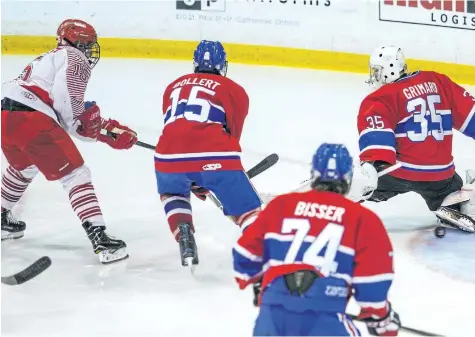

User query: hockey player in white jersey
[1,19,137,264]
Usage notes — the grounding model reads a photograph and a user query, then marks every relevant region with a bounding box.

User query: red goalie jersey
[358,71,475,182]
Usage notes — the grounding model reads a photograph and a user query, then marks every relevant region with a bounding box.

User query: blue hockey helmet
[311,143,353,194]
[193,40,228,76]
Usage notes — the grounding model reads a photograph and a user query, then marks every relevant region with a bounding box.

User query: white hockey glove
[347,162,378,202]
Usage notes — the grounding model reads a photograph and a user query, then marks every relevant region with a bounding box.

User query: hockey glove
[360,304,401,337]
[99,119,138,150]
[347,162,378,202]
[77,102,102,139]
[191,184,209,201]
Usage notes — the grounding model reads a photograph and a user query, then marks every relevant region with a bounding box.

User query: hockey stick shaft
[377,162,402,177]
[1,256,52,285]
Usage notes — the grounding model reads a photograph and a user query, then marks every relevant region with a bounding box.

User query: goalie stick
[260,162,403,204]
[1,256,52,285]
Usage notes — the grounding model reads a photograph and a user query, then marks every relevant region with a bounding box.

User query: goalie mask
[367,46,407,90]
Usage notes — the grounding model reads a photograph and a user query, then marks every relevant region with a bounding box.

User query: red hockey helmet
[57,19,100,68]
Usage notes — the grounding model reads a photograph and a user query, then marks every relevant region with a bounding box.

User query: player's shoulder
[217,74,247,94]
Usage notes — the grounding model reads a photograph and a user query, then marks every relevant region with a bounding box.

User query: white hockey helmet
[367,46,407,89]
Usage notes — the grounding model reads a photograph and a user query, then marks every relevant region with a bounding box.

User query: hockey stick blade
[1,256,52,285]
[247,153,279,179]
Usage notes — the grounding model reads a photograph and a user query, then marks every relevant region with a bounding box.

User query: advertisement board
[380,0,475,31]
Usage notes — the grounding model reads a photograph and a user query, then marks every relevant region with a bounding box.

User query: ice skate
[177,223,199,270]
[1,209,26,241]
[83,221,129,264]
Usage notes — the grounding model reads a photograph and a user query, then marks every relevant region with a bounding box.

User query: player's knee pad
[232,207,261,232]
[161,194,194,240]
[60,165,92,192]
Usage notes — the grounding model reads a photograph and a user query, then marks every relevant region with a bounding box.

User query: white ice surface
[1,56,475,337]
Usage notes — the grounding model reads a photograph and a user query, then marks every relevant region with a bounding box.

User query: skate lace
[90,227,111,243]
[5,211,21,225]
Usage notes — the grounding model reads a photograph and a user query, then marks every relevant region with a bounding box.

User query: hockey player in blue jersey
[233,143,401,336]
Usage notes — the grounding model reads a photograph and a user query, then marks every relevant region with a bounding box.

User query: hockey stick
[347,314,443,337]
[260,162,403,204]
[1,256,52,285]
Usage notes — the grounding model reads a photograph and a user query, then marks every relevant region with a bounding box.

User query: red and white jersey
[1,46,92,140]
[358,71,475,181]
[233,190,394,318]
[155,73,249,173]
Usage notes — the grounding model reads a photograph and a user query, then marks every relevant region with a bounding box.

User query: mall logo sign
[176,0,226,12]
[380,0,475,30]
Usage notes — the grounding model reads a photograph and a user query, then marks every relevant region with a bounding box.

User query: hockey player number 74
[282,219,344,275]
[169,86,216,124]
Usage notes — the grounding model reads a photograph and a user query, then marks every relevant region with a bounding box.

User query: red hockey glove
[77,104,102,139]
[98,119,138,150]
[191,184,209,201]
[359,303,401,336]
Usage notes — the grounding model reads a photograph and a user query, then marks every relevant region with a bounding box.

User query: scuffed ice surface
[2,56,475,337]
[411,229,475,283]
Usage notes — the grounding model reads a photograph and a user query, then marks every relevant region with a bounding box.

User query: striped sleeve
[357,98,397,164]
[441,74,475,139]
[232,198,279,289]
[353,206,394,319]
[52,47,92,140]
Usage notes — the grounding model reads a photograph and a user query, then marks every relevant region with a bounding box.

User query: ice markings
[411,229,475,283]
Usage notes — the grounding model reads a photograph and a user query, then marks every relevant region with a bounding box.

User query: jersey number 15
[168,86,216,124]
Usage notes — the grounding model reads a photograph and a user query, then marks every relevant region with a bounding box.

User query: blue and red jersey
[358,71,475,181]
[155,73,249,173]
[233,190,395,319]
